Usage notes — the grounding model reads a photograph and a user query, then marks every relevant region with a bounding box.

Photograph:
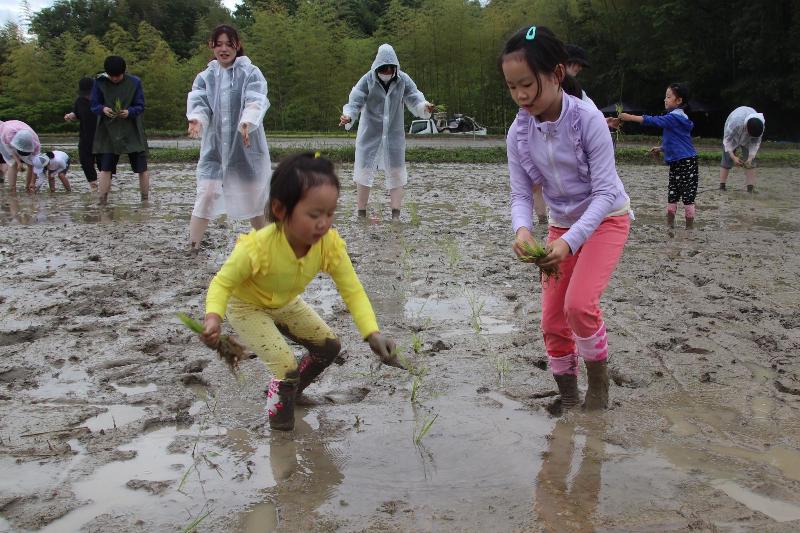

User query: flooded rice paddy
[1,161,799,531]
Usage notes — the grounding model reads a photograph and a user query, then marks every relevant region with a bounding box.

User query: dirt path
[1,162,799,532]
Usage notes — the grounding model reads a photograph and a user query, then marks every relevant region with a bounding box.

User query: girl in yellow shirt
[201,152,399,431]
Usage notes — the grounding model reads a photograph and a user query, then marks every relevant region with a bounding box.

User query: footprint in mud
[323,387,371,405]
[0,327,44,347]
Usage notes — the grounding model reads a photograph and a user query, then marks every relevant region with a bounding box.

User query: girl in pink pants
[501,26,631,411]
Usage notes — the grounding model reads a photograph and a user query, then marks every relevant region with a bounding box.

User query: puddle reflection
[534,419,604,530]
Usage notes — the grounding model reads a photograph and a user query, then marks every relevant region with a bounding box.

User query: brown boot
[266,372,298,431]
[685,217,694,230]
[666,212,675,228]
[553,374,580,412]
[584,360,609,410]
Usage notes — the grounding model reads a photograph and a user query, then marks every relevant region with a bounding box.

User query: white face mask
[378,73,393,83]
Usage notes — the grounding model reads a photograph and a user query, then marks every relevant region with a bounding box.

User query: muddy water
[1,163,800,531]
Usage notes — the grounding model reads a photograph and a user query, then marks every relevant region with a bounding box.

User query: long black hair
[497,25,568,102]
[267,152,340,223]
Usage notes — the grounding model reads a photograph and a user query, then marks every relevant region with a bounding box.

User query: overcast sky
[0,0,241,26]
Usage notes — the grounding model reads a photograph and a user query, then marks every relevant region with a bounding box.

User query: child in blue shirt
[616,83,697,229]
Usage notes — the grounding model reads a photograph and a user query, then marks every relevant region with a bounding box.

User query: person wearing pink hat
[0,120,41,193]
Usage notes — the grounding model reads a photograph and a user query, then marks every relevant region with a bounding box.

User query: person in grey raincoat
[340,44,433,221]
[718,106,765,193]
[187,24,270,253]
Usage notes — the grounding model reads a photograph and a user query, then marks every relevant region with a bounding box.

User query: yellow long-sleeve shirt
[205,224,379,339]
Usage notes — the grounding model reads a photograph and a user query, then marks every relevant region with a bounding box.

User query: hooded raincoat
[343,44,430,188]
[0,120,40,166]
[722,106,765,157]
[187,56,271,220]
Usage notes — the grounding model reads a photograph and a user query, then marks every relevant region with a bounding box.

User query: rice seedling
[180,506,213,533]
[433,103,447,113]
[408,202,421,226]
[516,239,560,281]
[494,353,510,386]
[440,236,461,269]
[411,332,424,354]
[413,413,439,445]
[463,287,486,334]
[614,103,624,145]
[177,312,246,377]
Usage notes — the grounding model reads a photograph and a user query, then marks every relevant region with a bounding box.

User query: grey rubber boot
[584,360,609,410]
[553,374,580,412]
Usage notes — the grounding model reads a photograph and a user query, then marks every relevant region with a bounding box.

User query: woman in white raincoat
[340,44,433,221]
[187,24,271,253]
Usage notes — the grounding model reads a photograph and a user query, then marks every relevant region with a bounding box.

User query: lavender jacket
[507,92,630,253]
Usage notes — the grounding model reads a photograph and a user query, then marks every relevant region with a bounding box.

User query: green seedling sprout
[180,507,213,533]
[414,413,438,445]
[177,312,245,378]
[433,103,446,113]
[516,239,560,281]
[614,103,624,145]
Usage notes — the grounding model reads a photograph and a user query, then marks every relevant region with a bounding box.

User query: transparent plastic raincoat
[722,106,765,157]
[342,44,430,188]
[187,56,271,220]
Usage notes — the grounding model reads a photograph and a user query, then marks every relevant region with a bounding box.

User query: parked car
[409,112,487,135]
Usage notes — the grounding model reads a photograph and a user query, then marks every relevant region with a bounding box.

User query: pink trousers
[541,215,630,374]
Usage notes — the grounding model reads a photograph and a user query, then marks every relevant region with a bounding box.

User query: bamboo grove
[1,0,797,138]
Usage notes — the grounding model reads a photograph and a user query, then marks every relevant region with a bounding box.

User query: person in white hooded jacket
[187,24,270,253]
[719,106,765,193]
[340,44,433,221]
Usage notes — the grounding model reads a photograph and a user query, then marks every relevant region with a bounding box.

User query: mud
[1,162,799,532]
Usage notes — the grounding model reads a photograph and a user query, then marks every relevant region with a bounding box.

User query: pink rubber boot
[666,203,678,228]
[548,353,580,411]
[684,204,696,229]
[575,323,610,410]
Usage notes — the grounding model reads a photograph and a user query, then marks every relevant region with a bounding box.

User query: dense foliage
[0,0,796,138]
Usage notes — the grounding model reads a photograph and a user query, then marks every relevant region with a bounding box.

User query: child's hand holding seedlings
[117,109,129,119]
[424,101,435,113]
[367,332,402,368]
[339,115,351,127]
[102,106,116,118]
[512,227,538,260]
[201,312,222,348]
[649,146,662,158]
[537,238,571,269]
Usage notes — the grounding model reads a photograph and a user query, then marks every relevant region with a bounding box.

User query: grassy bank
[60,145,800,167]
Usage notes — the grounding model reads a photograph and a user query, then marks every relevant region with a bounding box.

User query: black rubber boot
[266,371,298,431]
[584,360,609,411]
[719,182,726,191]
[685,218,694,230]
[391,208,401,221]
[747,184,755,193]
[357,209,367,218]
[296,352,336,396]
[553,374,580,412]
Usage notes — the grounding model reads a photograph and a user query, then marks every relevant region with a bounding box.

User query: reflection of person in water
[534,419,604,529]
[239,416,345,530]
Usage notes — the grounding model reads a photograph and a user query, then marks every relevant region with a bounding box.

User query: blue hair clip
[525,26,536,41]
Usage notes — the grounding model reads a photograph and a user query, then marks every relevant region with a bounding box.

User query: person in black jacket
[64,77,99,191]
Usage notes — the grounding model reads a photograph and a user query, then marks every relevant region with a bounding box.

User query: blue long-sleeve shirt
[642,108,696,163]
[90,74,145,117]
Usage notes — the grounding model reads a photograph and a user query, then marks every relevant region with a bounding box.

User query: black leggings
[79,148,98,183]
[668,156,698,205]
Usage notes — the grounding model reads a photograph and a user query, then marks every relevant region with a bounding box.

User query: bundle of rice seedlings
[177,312,245,375]
[517,239,560,281]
